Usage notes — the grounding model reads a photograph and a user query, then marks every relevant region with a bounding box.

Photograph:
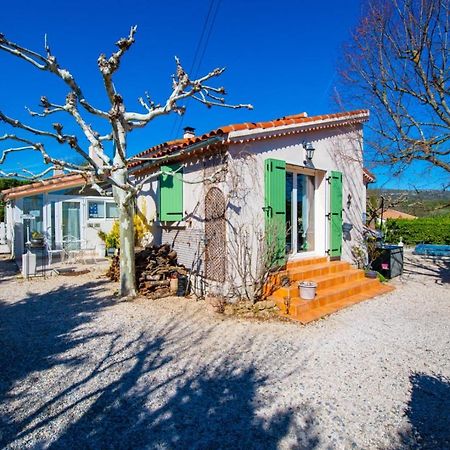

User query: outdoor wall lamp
[302,141,315,161]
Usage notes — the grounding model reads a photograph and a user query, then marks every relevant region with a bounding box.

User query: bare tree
[338,0,450,176]
[0,27,251,297]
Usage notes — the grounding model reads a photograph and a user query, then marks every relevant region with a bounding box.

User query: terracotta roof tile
[2,110,370,197]
[363,168,376,182]
[129,109,369,168]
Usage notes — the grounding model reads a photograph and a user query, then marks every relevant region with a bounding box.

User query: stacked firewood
[106,243,188,298]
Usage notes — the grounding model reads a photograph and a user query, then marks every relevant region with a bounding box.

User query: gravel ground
[0,252,449,449]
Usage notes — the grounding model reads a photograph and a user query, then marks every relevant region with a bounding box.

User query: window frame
[87,199,119,221]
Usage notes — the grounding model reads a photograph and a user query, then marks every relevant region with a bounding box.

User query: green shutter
[264,158,286,265]
[330,171,343,257]
[159,164,183,221]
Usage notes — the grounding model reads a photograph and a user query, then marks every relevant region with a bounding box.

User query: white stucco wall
[9,194,117,258]
[226,125,365,264]
[136,123,366,294]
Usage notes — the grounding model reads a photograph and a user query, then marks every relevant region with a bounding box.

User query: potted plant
[97,230,107,257]
[30,231,45,247]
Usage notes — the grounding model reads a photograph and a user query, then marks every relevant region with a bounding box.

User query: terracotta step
[286,256,328,270]
[272,277,388,314]
[265,257,332,293]
[291,283,395,324]
[272,268,365,299]
[288,260,351,282]
[273,282,369,315]
[272,282,394,324]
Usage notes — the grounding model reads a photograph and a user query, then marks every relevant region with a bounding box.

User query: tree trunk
[118,199,136,297]
[112,166,137,298]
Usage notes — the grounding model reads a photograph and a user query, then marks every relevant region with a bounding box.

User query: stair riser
[286,257,328,270]
[314,271,364,290]
[271,269,364,300]
[289,262,351,281]
[292,281,379,314]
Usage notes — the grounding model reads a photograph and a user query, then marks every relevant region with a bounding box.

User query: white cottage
[130,109,391,319]
[2,109,390,321]
[1,174,118,260]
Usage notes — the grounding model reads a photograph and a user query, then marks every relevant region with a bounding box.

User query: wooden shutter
[264,158,286,265]
[330,171,343,257]
[159,164,183,221]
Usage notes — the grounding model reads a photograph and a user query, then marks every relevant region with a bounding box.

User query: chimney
[53,167,64,177]
[183,126,195,139]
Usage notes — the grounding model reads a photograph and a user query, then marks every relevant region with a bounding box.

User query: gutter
[227,111,370,142]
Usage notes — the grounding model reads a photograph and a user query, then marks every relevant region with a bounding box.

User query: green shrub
[385,215,450,245]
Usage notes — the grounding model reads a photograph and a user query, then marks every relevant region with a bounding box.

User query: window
[22,195,44,246]
[106,202,119,219]
[88,200,119,219]
[88,201,105,219]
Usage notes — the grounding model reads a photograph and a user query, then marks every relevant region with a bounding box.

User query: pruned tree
[338,0,450,177]
[0,27,252,297]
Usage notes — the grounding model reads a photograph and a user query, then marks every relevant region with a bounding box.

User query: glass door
[286,172,315,254]
[62,201,81,250]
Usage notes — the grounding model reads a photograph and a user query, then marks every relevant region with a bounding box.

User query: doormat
[57,268,90,276]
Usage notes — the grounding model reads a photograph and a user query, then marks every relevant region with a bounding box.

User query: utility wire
[170,0,222,139]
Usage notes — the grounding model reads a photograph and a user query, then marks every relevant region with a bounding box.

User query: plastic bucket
[299,281,317,300]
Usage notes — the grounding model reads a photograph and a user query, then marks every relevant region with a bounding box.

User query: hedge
[385,215,450,245]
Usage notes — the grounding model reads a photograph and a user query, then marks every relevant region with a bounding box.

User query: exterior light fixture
[302,141,315,161]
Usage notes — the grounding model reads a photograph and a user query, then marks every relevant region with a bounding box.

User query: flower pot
[30,238,44,248]
[365,270,378,279]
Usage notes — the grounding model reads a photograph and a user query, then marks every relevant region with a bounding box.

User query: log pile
[106,243,188,299]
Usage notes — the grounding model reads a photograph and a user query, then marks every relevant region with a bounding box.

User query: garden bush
[385,215,450,245]
[98,214,150,249]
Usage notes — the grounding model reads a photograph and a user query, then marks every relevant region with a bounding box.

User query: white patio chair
[79,240,98,265]
[62,235,83,263]
[45,238,66,267]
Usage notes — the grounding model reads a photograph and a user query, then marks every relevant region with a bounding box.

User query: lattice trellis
[205,187,226,282]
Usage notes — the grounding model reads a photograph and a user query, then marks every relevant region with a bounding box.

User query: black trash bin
[176,275,189,297]
[371,245,404,279]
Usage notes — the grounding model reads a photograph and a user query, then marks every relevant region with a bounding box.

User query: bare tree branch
[338,0,450,175]
[0,33,109,118]
[124,57,252,126]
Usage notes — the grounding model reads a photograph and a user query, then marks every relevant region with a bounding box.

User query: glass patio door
[286,172,315,254]
[62,201,81,249]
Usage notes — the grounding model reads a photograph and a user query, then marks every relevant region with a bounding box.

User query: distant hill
[367,188,450,217]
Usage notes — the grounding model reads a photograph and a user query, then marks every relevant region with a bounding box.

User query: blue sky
[0,0,445,189]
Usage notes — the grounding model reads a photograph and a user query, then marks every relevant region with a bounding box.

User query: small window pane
[106,202,119,219]
[88,201,105,219]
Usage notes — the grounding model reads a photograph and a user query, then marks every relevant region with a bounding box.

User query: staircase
[268,256,394,324]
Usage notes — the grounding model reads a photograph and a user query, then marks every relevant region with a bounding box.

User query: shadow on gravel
[402,257,450,284]
[0,258,18,285]
[49,361,320,450]
[0,279,321,449]
[397,373,450,449]
[0,280,115,447]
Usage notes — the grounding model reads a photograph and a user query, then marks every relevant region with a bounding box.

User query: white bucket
[96,243,106,258]
[299,281,317,300]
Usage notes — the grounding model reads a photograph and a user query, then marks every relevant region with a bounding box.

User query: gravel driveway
[0,252,449,449]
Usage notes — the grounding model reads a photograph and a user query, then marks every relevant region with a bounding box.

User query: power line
[170,0,222,139]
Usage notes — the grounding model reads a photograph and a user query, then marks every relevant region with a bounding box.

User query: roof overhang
[1,174,86,201]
